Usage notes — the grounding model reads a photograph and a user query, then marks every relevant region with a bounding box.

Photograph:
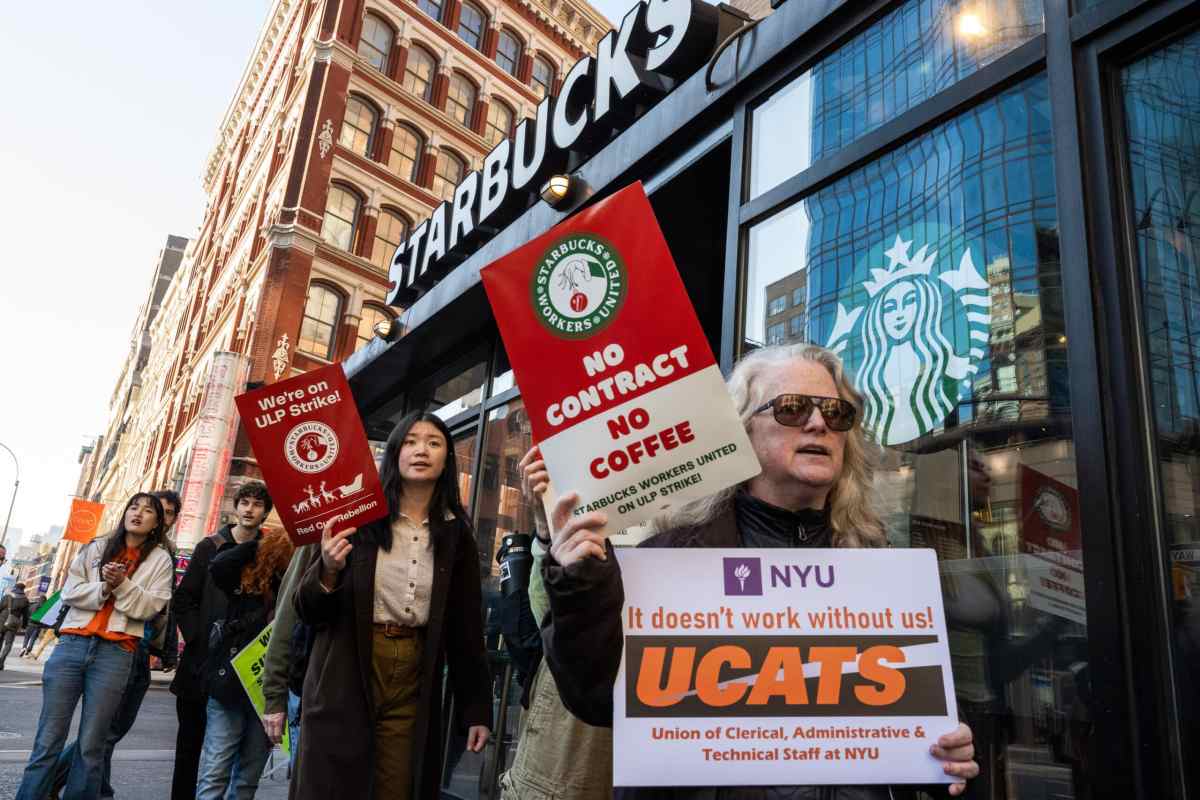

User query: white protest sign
[614,548,958,787]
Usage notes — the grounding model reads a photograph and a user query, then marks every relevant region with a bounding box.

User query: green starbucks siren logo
[532,233,627,339]
[825,234,992,446]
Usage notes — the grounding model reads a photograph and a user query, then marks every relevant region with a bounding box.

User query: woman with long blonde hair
[536,342,980,798]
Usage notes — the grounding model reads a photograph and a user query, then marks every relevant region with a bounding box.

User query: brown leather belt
[373,622,419,639]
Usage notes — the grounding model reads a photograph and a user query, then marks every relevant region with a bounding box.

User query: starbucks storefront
[343,0,1200,796]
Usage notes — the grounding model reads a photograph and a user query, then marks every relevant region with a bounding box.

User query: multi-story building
[82,0,606,549]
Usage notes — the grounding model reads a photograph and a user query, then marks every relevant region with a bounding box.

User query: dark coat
[541,507,934,800]
[207,537,277,706]
[170,526,234,699]
[290,515,492,800]
[1,589,30,632]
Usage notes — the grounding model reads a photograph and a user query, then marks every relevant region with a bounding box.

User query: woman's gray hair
[651,343,886,548]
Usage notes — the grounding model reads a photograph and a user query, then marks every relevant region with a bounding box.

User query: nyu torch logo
[723,557,763,596]
[825,233,992,446]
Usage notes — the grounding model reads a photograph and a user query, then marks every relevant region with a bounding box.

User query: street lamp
[0,442,18,548]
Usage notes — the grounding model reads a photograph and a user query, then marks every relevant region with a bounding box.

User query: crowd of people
[0,342,982,799]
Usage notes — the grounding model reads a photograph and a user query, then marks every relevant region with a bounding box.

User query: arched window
[403,45,436,102]
[298,283,343,359]
[432,150,466,202]
[358,13,394,72]
[485,99,514,146]
[388,123,424,182]
[322,184,361,251]
[531,55,555,98]
[496,30,522,76]
[356,304,392,350]
[457,3,486,50]
[446,73,477,128]
[416,0,443,22]
[371,208,410,271]
[339,96,377,157]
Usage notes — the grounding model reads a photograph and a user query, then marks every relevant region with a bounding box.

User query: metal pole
[0,442,19,549]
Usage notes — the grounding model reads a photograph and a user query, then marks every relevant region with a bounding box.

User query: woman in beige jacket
[15,492,174,800]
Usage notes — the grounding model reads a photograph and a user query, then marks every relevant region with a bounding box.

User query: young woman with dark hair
[16,492,174,800]
[292,411,492,800]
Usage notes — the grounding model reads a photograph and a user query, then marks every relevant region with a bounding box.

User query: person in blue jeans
[195,485,290,800]
[15,493,173,800]
[51,490,181,798]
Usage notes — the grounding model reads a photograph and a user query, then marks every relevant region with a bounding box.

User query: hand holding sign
[518,446,551,541]
[933,723,978,794]
[320,520,355,590]
[550,492,608,567]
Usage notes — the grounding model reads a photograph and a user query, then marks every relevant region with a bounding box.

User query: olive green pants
[371,628,423,799]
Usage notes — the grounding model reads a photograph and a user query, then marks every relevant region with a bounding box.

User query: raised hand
[319,520,356,590]
[548,492,608,568]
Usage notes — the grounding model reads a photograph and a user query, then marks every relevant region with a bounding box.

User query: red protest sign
[481,183,759,534]
[235,364,386,546]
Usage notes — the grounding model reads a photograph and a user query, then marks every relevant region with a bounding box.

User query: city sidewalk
[0,644,175,687]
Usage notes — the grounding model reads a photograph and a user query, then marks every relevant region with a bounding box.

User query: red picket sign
[481,182,759,534]
[235,364,386,546]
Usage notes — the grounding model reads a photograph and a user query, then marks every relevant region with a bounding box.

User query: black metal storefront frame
[344,0,1200,796]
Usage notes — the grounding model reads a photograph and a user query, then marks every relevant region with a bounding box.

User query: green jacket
[262,543,317,715]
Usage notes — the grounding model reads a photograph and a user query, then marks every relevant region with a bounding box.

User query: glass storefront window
[1120,30,1200,792]
[442,400,534,797]
[748,0,1044,200]
[409,355,488,421]
[745,74,1094,798]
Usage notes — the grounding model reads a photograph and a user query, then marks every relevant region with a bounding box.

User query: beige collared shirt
[373,513,438,626]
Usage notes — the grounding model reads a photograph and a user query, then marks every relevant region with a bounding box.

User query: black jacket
[541,495,935,800]
[206,536,276,706]
[1,589,30,632]
[170,526,234,699]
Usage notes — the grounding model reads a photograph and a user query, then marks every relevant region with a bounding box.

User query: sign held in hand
[235,364,386,546]
[614,548,959,787]
[480,183,760,535]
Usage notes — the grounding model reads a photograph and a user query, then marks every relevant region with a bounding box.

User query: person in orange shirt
[15,492,174,800]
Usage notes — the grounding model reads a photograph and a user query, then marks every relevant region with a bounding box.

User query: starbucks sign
[532,234,627,339]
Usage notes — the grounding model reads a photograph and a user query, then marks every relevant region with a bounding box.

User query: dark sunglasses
[754,394,857,431]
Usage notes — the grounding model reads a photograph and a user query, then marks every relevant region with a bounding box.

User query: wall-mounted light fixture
[373,317,402,342]
[540,174,591,210]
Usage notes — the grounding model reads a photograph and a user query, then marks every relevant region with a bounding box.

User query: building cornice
[266,222,322,255]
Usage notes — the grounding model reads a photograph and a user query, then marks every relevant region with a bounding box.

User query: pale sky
[0,0,639,556]
[0,1,270,551]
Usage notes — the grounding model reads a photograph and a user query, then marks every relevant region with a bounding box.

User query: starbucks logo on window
[826,234,992,446]
[531,233,627,340]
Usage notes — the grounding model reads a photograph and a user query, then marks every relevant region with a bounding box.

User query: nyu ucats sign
[385,0,721,306]
[614,548,958,787]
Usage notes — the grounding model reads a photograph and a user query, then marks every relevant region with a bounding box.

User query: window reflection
[1121,30,1200,794]
[746,74,1092,799]
[442,402,533,797]
[410,356,488,421]
[749,0,1044,199]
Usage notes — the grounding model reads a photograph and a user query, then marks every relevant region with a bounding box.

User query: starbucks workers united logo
[826,234,992,446]
[532,234,627,339]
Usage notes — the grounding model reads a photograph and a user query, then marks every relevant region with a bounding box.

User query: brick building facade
[83,0,606,548]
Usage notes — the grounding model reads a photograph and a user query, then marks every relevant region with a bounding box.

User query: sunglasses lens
[817,398,855,431]
[773,396,812,426]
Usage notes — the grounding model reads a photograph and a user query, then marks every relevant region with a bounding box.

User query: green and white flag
[30,590,62,624]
